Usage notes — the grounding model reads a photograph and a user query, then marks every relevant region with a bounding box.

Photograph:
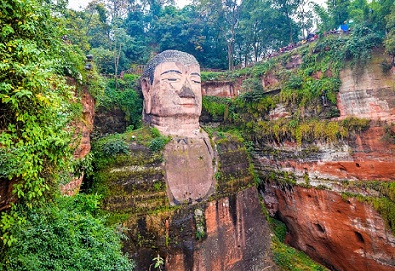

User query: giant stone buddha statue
[141,50,216,205]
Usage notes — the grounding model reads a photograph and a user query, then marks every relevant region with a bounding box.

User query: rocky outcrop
[61,89,95,195]
[337,53,395,123]
[263,185,395,271]
[202,81,237,97]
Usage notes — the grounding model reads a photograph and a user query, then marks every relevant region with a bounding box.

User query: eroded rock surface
[166,188,276,271]
[337,53,395,122]
[202,81,238,97]
[263,185,395,271]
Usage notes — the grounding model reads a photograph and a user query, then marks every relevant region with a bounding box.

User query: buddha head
[141,50,202,136]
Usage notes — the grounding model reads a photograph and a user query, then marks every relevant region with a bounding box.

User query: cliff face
[264,185,395,271]
[92,131,277,271]
[337,54,395,122]
[257,51,395,270]
[166,188,274,271]
[61,89,95,195]
[202,81,238,97]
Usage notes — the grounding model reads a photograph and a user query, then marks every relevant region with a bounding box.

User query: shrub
[241,77,264,92]
[202,96,231,119]
[102,138,129,156]
[0,194,135,271]
[148,137,170,152]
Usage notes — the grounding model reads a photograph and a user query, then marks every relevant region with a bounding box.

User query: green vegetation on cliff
[0,0,132,269]
[201,31,375,147]
[342,181,395,234]
[96,74,143,131]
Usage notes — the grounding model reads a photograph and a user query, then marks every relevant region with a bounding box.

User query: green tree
[195,0,239,70]
[0,0,76,211]
[237,0,293,64]
[272,0,301,44]
[313,3,333,32]
[384,5,395,64]
[326,0,350,28]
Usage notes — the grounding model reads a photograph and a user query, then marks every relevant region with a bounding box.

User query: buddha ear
[141,78,151,114]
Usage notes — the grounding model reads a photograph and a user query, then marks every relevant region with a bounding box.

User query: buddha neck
[149,115,202,137]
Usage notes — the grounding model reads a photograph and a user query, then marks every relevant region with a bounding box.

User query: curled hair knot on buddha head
[142,50,199,84]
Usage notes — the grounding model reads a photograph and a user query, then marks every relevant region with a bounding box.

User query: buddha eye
[167,78,178,82]
[192,80,201,84]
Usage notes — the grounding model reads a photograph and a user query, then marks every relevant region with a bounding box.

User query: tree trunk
[227,41,234,70]
[114,42,122,90]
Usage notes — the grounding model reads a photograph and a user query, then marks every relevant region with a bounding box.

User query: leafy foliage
[148,128,171,152]
[384,5,395,63]
[103,138,129,156]
[98,75,143,130]
[148,137,170,152]
[0,0,76,209]
[202,96,232,121]
[0,194,135,271]
[0,0,105,249]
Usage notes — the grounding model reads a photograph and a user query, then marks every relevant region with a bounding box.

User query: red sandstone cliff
[166,188,276,271]
[258,52,395,270]
[264,185,395,271]
[60,88,95,195]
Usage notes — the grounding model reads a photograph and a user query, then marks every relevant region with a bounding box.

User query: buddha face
[142,61,202,119]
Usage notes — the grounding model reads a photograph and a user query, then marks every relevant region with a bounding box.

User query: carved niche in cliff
[141,50,215,205]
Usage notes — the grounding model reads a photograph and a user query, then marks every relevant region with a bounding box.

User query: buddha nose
[179,81,195,98]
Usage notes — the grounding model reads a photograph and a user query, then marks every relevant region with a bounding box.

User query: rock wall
[202,81,237,97]
[337,52,395,123]
[263,185,395,271]
[202,78,245,98]
[61,89,95,195]
[254,124,395,185]
[256,51,395,270]
[94,132,277,271]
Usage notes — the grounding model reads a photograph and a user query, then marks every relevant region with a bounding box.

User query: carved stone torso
[164,132,215,205]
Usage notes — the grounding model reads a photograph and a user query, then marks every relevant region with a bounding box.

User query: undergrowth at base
[0,194,135,271]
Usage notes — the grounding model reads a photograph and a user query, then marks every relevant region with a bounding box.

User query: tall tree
[195,0,240,70]
[384,5,395,64]
[296,0,314,39]
[237,0,292,64]
[272,0,300,44]
[326,0,350,28]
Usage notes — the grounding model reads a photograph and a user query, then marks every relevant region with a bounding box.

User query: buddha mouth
[179,98,197,106]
